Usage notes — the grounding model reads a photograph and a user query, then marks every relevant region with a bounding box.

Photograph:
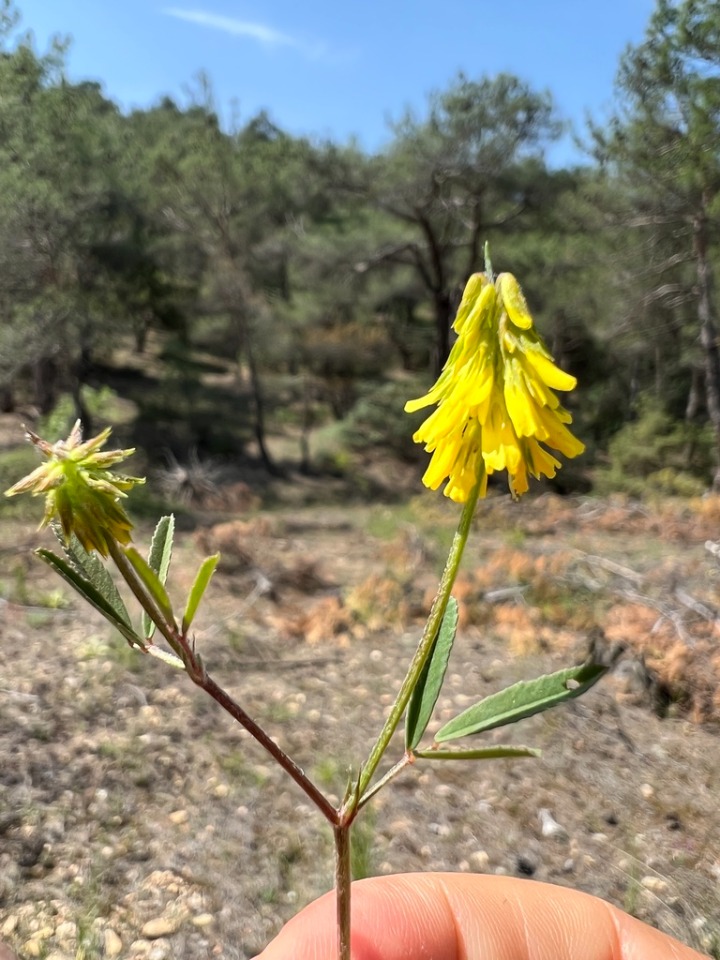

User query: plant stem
[334,823,352,960]
[200,673,338,824]
[109,539,339,825]
[356,471,484,800]
[107,540,179,651]
[356,754,412,811]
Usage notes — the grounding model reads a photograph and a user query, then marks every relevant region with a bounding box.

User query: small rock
[563,858,575,873]
[389,818,412,833]
[142,917,180,939]
[0,917,18,937]
[640,783,654,799]
[641,876,669,894]
[104,928,123,957]
[191,914,214,929]
[44,818,65,841]
[130,939,152,955]
[213,783,229,799]
[428,822,450,837]
[168,810,188,826]
[538,808,567,839]
[55,921,77,942]
[22,941,41,959]
[469,850,490,871]
[148,939,171,960]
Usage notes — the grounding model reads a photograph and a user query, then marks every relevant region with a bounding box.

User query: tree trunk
[685,366,703,421]
[133,312,151,354]
[70,345,94,434]
[71,377,92,436]
[433,293,452,378]
[693,205,720,489]
[0,387,14,412]
[33,356,58,414]
[244,328,282,477]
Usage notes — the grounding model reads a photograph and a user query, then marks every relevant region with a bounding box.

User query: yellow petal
[497,273,533,330]
[523,350,577,392]
[453,273,491,334]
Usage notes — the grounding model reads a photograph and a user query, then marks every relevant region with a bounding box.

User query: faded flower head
[405,271,585,501]
[4,420,145,555]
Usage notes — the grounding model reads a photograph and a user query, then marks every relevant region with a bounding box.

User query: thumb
[254,873,707,960]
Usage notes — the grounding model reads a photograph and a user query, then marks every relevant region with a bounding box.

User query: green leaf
[182,554,220,633]
[124,546,175,626]
[415,745,541,760]
[37,549,143,648]
[142,515,175,639]
[51,523,132,628]
[405,597,459,751]
[435,662,607,743]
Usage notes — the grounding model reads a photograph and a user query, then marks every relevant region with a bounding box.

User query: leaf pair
[39,515,219,654]
[125,515,218,637]
[404,595,607,760]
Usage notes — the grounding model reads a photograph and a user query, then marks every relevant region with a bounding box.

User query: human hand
[254,872,708,959]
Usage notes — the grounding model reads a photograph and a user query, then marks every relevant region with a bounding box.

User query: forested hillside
[1,0,720,497]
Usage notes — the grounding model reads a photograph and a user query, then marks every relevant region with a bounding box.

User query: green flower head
[4,420,145,556]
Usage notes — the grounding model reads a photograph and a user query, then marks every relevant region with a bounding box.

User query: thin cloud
[162,8,324,58]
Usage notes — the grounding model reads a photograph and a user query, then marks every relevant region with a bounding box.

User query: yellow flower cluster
[5,420,144,555]
[406,272,584,501]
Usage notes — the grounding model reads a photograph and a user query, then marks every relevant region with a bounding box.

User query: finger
[254,873,707,960]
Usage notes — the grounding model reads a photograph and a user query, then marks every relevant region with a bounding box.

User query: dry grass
[1,487,719,958]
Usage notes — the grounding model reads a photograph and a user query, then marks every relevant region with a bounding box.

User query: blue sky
[15,0,656,165]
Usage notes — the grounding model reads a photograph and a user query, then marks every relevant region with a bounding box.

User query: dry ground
[1,430,720,957]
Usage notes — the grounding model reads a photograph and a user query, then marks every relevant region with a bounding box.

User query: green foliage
[435,662,607,743]
[591,0,720,474]
[0,447,39,520]
[596,399,714,496]
[1,0,720,487]
[340,381,427,460]
[124,546,174,623]
[142,515,175,639]
[350,808,376,881]
[59,528,132,629]
[182,553,219,633]
[415,745,540,761]
[38,386,123,438]
[405,598,458,751]
[36,548,142,648]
